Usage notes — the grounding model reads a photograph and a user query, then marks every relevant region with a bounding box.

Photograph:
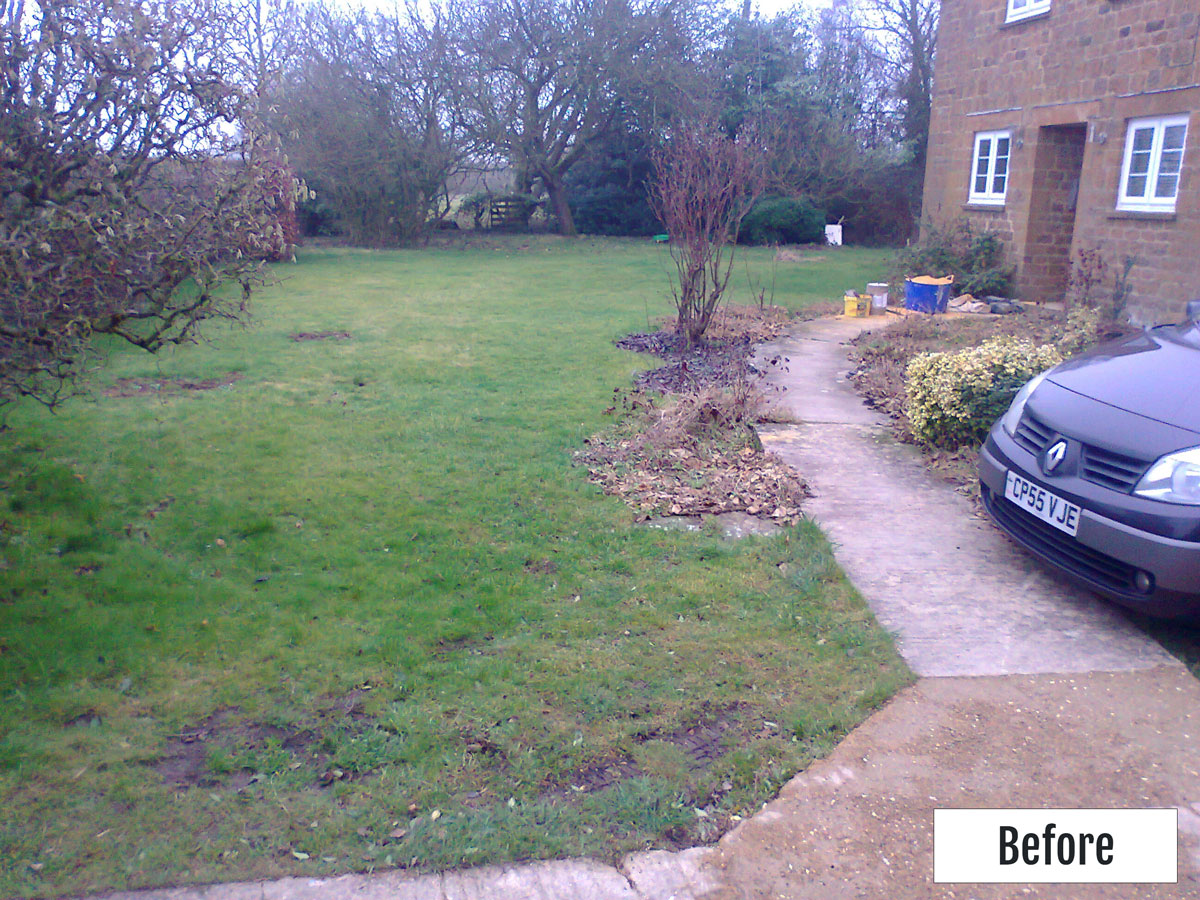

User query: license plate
[1004,471,1081,536]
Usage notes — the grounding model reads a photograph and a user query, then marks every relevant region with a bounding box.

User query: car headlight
[1134,447,1200,505]
[1000,371,1050,437]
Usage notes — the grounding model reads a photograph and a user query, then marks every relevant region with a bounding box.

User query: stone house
[920,0,1198,323]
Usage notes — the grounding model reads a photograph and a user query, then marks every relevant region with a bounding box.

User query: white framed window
[1117,114,1189,213]
[969,130,1012,205]
[1006,0,1051,23]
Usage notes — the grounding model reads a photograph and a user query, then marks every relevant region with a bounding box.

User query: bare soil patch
[618,305,792,394]
[104,373,243,398]
[545,704,747,800]
[774,248,826,263]
[641,702,745,772]
[289,331,351,341]
[152,693,380,790]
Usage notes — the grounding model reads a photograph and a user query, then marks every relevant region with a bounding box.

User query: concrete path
[751,316,1174,677]
[94,316,1199,900]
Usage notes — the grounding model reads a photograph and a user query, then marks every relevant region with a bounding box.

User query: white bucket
[824,224,843,246]
[866,282,889,311]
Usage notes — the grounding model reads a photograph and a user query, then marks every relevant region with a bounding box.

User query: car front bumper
[980,428,1200,618]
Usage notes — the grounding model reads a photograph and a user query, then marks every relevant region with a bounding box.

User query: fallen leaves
[583,308,810,525]
[579,431,808,525]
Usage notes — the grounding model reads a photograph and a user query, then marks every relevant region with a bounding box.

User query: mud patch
[641,704,745,771]
[290,331,351,341]
[547,704,747,801]
[104,373,243,398]
[430,634,495,661]
[152,694,379,789]
[63,709,102,728]
[546,754,642,800]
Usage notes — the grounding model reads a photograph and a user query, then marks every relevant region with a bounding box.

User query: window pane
[1127,150,1151,176]
[1155,171,1179,199]
[993,138,1010,194]
[973,138,991,195]
[1156,125,1186,199]
[1159,147,1184,177]
[1162,124,1187,152]
[1126,130,1152,198]
[975,138,992,172]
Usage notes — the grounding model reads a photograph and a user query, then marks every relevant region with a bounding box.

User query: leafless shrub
[1,0,290,410]
[648,120,769,346]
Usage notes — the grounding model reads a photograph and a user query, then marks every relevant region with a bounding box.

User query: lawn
[0,236,908,898]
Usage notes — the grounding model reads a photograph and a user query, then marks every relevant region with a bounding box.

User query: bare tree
[447,0,700,236]
[274,3,465,246]
[648,120,767,344]
[0,0,288,411]
[851,0,937,169]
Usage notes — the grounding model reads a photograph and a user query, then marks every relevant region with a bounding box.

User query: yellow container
[843,293,870,317]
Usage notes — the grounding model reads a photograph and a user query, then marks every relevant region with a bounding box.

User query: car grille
[1014,412,1149,493]
[1013,413,1053,456]
[982,484,1140,597]
[1080,445,1148,492]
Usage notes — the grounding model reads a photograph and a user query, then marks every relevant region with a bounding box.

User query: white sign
[934,809,1177,883]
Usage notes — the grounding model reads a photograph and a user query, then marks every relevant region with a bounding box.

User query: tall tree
[447,0,702,236]
[229,0,297,101]
[274,3,465,246]
[852,0,938,170]
[717,9,895,206]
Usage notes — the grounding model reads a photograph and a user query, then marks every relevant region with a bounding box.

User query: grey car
[979,303,1200,618]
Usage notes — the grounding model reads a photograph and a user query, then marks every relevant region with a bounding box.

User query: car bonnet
[1045,324,1200,435]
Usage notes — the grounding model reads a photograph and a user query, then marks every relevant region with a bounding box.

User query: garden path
[752,315,1172,676]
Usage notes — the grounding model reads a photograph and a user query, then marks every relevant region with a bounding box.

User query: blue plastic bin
[904,277,954,314]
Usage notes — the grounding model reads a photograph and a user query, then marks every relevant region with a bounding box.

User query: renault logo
[1043,439,1068,474]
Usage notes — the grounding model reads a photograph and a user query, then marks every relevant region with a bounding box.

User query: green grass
[0,236,907,897]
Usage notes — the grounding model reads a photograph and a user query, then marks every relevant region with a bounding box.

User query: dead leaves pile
[578,438,809,525]
[700,304,794,343]
[585,304,810,525]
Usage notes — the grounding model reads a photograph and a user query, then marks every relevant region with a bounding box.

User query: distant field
[0,237,906,898]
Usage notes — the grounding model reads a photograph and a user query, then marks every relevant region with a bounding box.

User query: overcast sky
[342,0,833,20]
